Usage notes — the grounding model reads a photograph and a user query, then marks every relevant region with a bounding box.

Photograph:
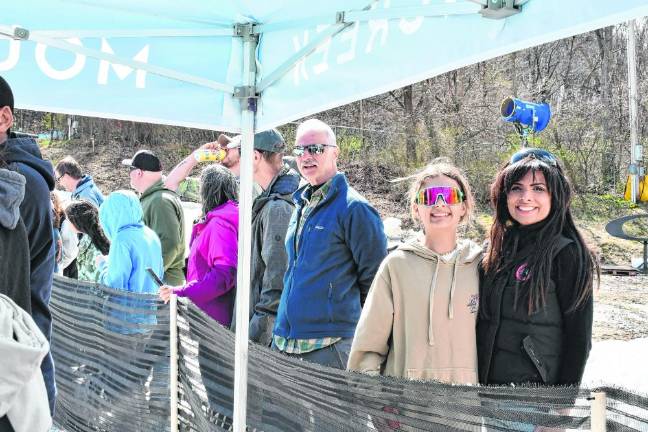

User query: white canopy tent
[3,1,648,429]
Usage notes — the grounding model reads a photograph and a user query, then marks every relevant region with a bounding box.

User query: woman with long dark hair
[478,148,598,389]
[65,200,110,282]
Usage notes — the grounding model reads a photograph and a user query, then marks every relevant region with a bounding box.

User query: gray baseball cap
[224,129,285,153]
[254,129,285,153]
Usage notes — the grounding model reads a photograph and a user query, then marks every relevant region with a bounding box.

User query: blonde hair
[408,159,474,224]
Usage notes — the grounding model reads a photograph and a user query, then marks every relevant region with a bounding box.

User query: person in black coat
[0,76,57,415]
[0,165,33,432]
[0,165,31,312]
[478,148,598,387]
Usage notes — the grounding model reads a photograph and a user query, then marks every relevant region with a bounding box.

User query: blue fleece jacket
[273,172,387,340]
[98,190,163,333]
[72,174,104,207]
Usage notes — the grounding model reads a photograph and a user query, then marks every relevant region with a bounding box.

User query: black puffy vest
[477,236,572,385]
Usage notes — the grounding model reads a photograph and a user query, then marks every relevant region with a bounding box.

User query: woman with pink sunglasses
[348,159,481,385]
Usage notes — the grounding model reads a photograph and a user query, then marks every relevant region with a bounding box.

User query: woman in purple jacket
[160,164,239,326]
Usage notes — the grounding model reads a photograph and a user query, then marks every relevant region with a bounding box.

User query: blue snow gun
[500,97,551,133]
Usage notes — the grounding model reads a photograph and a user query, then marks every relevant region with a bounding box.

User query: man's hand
[166,140,226,191]
[196,141,222,152]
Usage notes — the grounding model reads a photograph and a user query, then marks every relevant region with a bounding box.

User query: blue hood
[252,166,300,215]
[271,166,301,196]
[1,136,55,191]
[99,190,143,241]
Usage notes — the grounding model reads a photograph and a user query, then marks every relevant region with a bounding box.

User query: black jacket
[0,168,31,314]
[1,135,57,412]
[477,224,593,386]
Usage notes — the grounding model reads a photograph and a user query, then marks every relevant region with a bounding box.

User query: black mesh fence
[51,275,171,432]
[50,276,648,431]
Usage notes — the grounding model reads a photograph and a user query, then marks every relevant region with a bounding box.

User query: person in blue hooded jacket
[96,190,164,425]
[98,190,163,333]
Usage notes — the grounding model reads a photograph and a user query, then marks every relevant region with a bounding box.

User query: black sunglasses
[292,144,337,157]
[56,172,65,183]
[510,148,557,167]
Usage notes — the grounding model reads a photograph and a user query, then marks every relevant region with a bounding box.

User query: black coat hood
[2,135,55,191]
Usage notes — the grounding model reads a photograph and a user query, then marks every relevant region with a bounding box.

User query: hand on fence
[159,285,177,303]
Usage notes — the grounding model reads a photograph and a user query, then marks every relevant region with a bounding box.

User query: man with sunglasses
[0,76,58,416]
[272,119,387,369]
[122,149,186,286]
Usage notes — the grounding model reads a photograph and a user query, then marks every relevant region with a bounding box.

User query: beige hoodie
[347,238,482,384]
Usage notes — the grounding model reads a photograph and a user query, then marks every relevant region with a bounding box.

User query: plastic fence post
[170,294,179,432]
[591,391,607,432]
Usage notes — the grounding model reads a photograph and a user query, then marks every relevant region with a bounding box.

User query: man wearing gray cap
[230,129,301,346]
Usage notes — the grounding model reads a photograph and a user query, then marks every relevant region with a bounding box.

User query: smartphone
[146,267,165,287]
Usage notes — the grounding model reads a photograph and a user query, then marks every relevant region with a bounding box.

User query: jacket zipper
[285,183,336,338]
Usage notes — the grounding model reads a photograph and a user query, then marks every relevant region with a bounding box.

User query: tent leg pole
[170,294,179,432]
[591,391,607,432]
[627,19,639,204]
[233,23,258,432]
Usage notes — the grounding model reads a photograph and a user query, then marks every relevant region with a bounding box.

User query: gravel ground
[594,274,648,341]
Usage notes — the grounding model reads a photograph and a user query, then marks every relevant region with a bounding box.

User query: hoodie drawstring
[448,259,459,320]
[428,262,440,346]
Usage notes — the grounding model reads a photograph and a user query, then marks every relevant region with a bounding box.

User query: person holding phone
[97,190,163,335]
[95,190,164,428]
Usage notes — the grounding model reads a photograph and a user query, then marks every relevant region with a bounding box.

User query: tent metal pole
[0,26,235,93]
[256,2,480,34]
[626,19,639,204]
[257,21,351,93]
[233,23,258,432]
[590,391,607,432]
[169,294,179,432]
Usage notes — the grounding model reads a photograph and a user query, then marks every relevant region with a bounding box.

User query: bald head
[295,119,336,147]
[294,119,339,186]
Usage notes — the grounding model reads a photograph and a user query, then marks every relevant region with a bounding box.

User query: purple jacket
[176,200,238,326]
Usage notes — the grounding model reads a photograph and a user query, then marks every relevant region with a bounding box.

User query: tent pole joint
[233,85,257,99]
[234,23,258,40]
[234,86,258,113]
[5,26,29,40]
[470,0,529,19]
